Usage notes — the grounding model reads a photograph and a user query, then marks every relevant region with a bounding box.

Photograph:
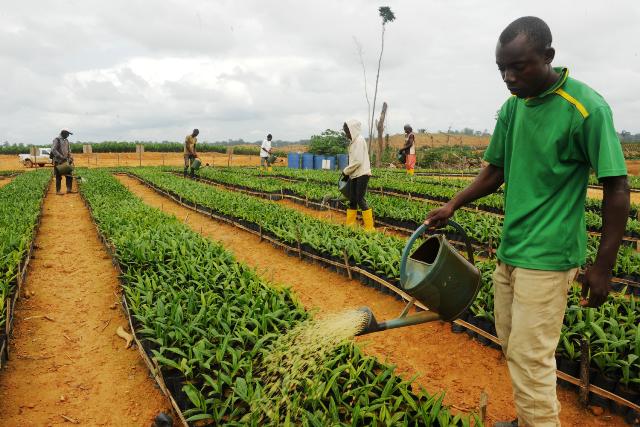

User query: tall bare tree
[368,6,395,154]
[374,102,387,167]
[353,37,371,139]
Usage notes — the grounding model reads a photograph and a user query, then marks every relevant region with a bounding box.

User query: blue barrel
[313,155,324,170]
[287,152,300,169]
[323,156,336,170]
[302,153,314,170]
[337,154,349,171]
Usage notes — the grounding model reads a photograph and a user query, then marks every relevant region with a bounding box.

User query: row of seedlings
[192,167,640,241]
[374,167,640,192]
[79,169,477,426]
[0,170,51,365]
[129,168,640,418]
[181,167,640,293]
[255,166,640,219]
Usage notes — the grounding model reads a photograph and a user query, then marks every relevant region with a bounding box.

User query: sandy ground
[0,181,171,426]
[116,174,624,427]
[587,187,640,204]
[6,152,639,178]
[627,160,640,175]
[0,176,14,189]
[0,152,268,171]
[388,133,490,149]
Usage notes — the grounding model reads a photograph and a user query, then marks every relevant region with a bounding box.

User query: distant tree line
[619,131,640,143]
[414,128,491,137]
[0,139,307,155]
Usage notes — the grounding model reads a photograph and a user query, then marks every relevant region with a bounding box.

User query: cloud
[0,0,638,144]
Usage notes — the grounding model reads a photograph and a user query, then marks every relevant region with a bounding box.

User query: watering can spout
[355,307,382,336]
[354,305,441,336]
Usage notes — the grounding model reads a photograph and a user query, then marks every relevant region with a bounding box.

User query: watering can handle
[400,220,475,285]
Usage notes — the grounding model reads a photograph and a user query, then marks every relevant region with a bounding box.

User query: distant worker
[260,133,273,171]
[425,17,629,427]
[342,119,374,231]
[184,128,199,178]
[51,129,75,195]
[401,124,416,175]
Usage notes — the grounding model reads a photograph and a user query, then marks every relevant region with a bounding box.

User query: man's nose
[502,69,516,84]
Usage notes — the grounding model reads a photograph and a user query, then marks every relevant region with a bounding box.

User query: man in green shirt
[425,17,629,427]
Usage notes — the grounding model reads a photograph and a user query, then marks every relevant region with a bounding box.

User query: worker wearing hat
[51,130,75,195]
[184,129,199,178]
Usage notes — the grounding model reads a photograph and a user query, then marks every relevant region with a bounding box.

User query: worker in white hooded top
[342,119,374,231]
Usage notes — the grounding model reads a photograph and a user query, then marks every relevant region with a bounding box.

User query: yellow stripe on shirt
[554,88,589,119]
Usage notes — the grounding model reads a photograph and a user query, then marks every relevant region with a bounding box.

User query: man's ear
[544,47,555,65]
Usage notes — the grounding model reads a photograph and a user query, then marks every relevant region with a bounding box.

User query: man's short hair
[404,124,412,131]
[267,134,272,139]
[499,16,552,54]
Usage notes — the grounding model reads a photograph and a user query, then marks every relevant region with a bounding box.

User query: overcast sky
[1,0,639,144]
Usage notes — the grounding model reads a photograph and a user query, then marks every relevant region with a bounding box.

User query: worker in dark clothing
[51,130,75,195]
[184,129,199,177]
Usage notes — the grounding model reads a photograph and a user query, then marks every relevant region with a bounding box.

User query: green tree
[308,129,348,156]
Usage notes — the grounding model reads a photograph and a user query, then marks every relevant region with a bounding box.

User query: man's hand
[585,176,629,308]
[422,164,504,229]
[424,203,455,229]
[580,265,610,308]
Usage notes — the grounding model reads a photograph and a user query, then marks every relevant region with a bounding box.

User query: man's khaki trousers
[493,261,578,427]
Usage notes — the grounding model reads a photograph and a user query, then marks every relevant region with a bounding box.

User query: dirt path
[588,187,640,204]
[0,176,15,189]
[0,182,170,426]
[116,175,623,427]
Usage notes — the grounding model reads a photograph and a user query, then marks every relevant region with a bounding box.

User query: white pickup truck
[18,148,53,168]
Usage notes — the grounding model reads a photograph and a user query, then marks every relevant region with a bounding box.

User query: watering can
[55,161,74,176]
[356,220,481,336]
[338,174,351,200]
[191,158,202,171]
[397,149,407,164]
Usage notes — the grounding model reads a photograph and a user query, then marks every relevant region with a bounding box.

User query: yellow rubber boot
[408,169,414,176]
[267,166,273,172]
[346,209,357,226]
[362,209,375,231]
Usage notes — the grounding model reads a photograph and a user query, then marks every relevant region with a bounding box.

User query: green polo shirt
[484,68,627,271]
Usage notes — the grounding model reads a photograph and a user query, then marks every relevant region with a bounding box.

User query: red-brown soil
[0,152,265,172]
[0,176,15,189]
